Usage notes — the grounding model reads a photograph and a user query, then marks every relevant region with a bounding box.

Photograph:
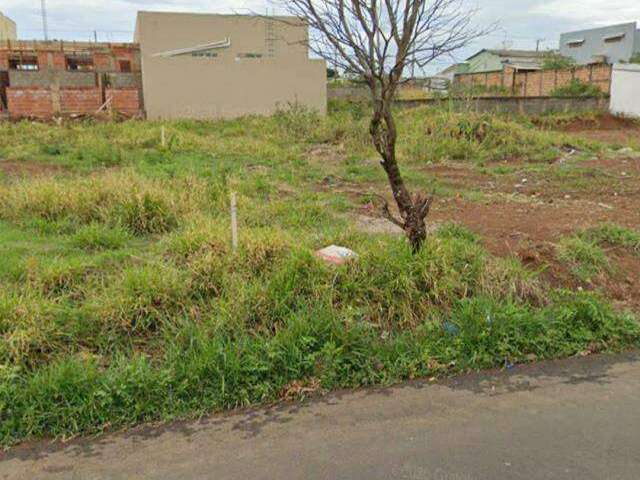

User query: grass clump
[70,224,130,251]
[580,223,640,254]
[557,236,610,281]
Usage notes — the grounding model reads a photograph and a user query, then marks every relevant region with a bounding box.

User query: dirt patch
[533,113,640,146]
[354,214,405,235]
[431,193,640,257]
[0,160,66,177]
[537,113,639,132]
[571,129,640,145]
[306,143,347,165]
[603,250,640,311]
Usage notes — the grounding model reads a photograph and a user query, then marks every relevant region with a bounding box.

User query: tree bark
[369,95,431,252]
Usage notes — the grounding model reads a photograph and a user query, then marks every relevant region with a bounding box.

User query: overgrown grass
[580,224,640,255]
[0,106,636,447]
[557,236,610,282]
[396,108,598,164]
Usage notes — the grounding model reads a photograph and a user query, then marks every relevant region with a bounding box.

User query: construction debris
[315,245,359,265]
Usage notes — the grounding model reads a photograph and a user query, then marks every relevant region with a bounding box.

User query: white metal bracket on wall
[152,38,231,58]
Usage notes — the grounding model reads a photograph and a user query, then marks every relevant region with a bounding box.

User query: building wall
[135,12,326,120]
[0,12,17,41]
[610,64,640,118]
[0,40,142,117]
[560,22,638,64]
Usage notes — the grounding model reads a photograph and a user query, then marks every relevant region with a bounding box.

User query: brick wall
[59,88,101,115]
[7,88,54,118]
[454,64,612,97]
[93,53,115,72]
[0,51,8,70]
[1,42,143,118]
[6,87,142,118]
[106,88,141,115]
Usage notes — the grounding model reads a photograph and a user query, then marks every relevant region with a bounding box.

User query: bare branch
[274,0,490,251]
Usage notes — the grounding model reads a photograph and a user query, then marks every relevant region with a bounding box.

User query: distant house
[435,63,470,81]
[461,49,548,73]
[0,11,17,41]
[560,22,640,65]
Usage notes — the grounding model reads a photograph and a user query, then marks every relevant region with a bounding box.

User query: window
[236,53,263,59]
[9,56,39,70]
[603,33,625,44]
[119,60,132,72]
[566,39,585,48]
[191,52,218,58]
[66,56,94,71]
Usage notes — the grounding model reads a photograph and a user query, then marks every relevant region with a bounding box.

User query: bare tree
[280,0,488,251]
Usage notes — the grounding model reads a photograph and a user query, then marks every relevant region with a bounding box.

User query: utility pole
[41,0,49,41]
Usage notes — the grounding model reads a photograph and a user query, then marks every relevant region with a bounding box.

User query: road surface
[2,352,639,480]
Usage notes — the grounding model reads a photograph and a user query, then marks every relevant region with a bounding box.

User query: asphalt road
[2,352,639,480]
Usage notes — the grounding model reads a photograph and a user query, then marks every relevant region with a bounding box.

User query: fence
[454,64,612,97]
[395,96,609,115]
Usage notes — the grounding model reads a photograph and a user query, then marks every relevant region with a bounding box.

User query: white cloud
[3,0,269,41]
[2,0,639,60]
[530,0,640,26]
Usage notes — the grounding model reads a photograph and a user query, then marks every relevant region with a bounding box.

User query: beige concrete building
[134,12,326,119]
[0,12,17,41]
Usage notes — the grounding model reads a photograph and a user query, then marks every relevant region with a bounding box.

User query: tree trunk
[369,98,431,252]
[403,207,428,252]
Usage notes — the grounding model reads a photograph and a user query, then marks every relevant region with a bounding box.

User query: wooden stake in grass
[161,126,166,148]
[230,192,238,252]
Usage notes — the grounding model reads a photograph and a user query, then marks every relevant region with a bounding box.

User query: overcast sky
[3,0,640,71]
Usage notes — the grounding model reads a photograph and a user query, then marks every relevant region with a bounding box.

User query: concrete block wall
[610,64,640,118]
[8,70,97,88]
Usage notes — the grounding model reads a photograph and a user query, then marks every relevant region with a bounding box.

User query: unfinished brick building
[0,40,143,118]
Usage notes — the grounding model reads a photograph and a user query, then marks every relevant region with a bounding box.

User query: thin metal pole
[41,0,49,41]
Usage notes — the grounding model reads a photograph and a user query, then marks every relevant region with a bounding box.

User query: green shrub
[551,79,603,98]
[542,53,576,70]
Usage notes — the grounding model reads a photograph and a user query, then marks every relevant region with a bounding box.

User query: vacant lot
[0,104,639,447]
